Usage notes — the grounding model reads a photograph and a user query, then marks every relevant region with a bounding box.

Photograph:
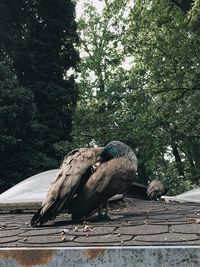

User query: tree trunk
[191,141,200,182]
[171,143,185,177]
[170,0,193,12]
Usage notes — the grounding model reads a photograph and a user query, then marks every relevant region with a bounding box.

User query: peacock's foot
[71,213,110,223]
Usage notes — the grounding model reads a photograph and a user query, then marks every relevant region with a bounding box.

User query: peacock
[30,140,138,226]
[147,179,167,200]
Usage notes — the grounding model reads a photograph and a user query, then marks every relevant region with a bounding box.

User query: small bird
[30,141,137,226]
[147,179,167,200]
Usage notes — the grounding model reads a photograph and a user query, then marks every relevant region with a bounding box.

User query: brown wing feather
[30,147,103,226]
[70,157,137,221]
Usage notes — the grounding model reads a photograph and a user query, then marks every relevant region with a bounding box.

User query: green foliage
[73,0,132,145]
[0,0,79,192]
[126,0,200,192]
[0,58,36,191]
[4,0,79,156]
[189,0,200,32]
[73,0,200,194]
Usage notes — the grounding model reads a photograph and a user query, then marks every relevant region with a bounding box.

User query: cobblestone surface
[1,198,200,247]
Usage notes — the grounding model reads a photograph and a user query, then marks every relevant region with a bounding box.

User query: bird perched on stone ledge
[30,141,138,226]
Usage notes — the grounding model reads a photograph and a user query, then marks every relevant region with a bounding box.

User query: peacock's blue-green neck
[99,140,138,169]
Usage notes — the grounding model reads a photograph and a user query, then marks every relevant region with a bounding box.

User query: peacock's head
[99,141,129,162]
[99,140,138,170]
[91,140,138,173]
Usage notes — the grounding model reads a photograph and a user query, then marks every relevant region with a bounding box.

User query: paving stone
[121,221,144,227]
[0,242,20,247]
[74,234,132,244]
[18,234,75,245]
[1,198,200,247]
[0,236,20,245]
[19,228,61,237]
[118,216,147,222]
[64,226,116,236]
[0,226,19,231]
[135,233,199,243]
[14,241,78,247]
[149,219,190,225]
[148,214,184,220]
[115,224,168,235]
[172,223,200,234]
[177,208,198,214]
[185,213,200,219]
[0,229,22,238]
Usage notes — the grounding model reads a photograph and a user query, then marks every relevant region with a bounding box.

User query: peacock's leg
[104,201,109,217]
[98,205,103,217]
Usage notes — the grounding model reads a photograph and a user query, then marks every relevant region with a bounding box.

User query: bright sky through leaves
[76,0,133,70]
[76,0,105,18]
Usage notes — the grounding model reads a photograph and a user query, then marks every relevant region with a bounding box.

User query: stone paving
[1,198,200,247]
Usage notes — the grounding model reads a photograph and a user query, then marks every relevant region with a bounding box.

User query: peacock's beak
[91,162,101,173]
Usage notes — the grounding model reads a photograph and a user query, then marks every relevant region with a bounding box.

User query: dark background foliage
[0,0,79,193]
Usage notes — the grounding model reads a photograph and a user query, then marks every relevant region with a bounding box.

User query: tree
[73,1,133,145]
[4,0,79,160]
[74,0,200,194]
[0,0,79,191]
[0,54,40,192]
[126,0,200,191]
